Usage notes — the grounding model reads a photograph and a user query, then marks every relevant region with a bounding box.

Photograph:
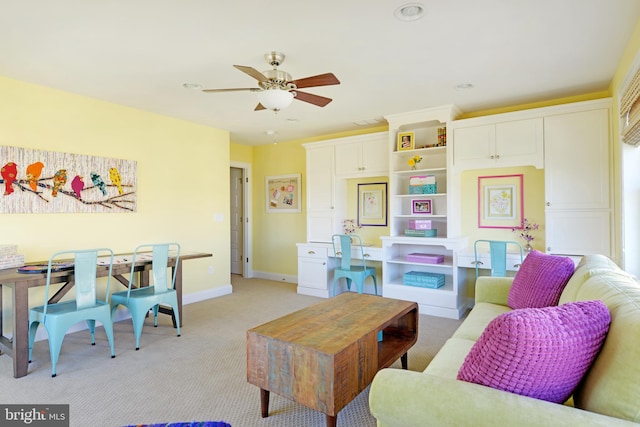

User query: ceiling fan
[202,51,340,112]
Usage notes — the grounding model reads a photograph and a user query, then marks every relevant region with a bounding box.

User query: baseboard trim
[252,271,298,284]
[183,284,233,305]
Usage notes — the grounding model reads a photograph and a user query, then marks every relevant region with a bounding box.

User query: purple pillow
[457,300,610,403]
[508,250,575,309]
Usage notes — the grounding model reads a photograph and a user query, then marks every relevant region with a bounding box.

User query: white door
[230,167,243,275]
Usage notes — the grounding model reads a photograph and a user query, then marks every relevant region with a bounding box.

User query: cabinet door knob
[490,155,495,159]
[495,154,500,159]
[546,202,551,206]
[307,251,315,255]
[471,261,484,266]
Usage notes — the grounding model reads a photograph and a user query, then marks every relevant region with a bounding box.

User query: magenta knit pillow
[508,250,575,309]
[457,300,610,403]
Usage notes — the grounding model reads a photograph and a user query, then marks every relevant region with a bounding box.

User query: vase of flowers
[343,219,361,238]
[512,218,539,253]
[407,155,422,170]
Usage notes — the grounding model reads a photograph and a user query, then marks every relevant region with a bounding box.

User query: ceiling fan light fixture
[257,89,294,111]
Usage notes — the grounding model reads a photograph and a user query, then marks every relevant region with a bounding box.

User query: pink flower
[512,218,539,243]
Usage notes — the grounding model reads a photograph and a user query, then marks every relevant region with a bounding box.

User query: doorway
[230,162,252,277]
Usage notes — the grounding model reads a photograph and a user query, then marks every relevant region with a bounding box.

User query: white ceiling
[1,1,639,146]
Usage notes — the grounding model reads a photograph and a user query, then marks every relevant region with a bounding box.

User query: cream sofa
[369,254,640,426]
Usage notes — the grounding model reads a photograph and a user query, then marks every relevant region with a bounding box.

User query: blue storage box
[404,228,437,237]
[408,183,437,194]
[403,271,445,288]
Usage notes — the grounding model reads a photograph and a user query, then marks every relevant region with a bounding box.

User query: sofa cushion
[508,250,575,309]
[423,337,475,378]
[452,302,511,342]
[566,271,640,422]
[457,300,610,404]
[559,254,631,305]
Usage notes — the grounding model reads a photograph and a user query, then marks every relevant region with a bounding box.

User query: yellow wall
[251,140,307,276]
[0,76,231,303]
[230,142,253,164]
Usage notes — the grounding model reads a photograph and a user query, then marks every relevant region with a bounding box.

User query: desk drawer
[458,253,524,272]
[298,245,329,259]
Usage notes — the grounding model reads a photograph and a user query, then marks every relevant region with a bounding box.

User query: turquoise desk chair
[28,248,116,377]
[332,234,378,296]
[111,243,181,350]
[473,240,524,278]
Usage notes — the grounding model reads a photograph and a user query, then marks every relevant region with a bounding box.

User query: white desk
[296,242,382,298]
[457,251,525,275]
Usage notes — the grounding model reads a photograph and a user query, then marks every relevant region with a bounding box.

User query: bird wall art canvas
[0,145,136,213]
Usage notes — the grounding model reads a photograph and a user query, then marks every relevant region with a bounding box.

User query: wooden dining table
[0,251,212,378]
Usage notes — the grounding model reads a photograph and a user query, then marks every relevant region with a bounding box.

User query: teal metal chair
[28,248,116,377]
[110,243,181,350]
[332,234,378,296]
[473,240,524,278]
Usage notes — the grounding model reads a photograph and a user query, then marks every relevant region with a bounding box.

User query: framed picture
[478,174,524,228]
[397,131,415,151]
[266,174,301,213]
[358,182,387,226]
[411,199,432,215]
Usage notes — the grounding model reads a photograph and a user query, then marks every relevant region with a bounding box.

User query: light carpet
[125,422,230,427]
[0,276,464,426]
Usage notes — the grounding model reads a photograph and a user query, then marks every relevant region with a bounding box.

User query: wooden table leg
[401,352,408,370]
[13,283,29,378]
[260,389,270,418]
[0,284,3,356]
[173,260,183,327]
[326,414,337,427]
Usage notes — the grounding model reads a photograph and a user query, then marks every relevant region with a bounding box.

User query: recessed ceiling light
[182,83,202,90]
[394,3,425,21]
[455,83,474,90]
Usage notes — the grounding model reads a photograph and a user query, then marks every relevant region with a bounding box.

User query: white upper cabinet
[544,102,612,257]
[306,144,334,211]
[544,108,610,210]
[304,144,335,243]
[452,117,544,170]
[334,132,388,177]
[302,131,388,243]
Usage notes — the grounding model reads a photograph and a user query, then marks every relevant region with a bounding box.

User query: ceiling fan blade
[291,73,340,89]
[202,87,260,93]
[293,90,332,107]
[254,103,266,111]
[234,65,268,82]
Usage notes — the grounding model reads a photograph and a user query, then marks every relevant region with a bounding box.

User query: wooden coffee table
[246,293,418,427]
